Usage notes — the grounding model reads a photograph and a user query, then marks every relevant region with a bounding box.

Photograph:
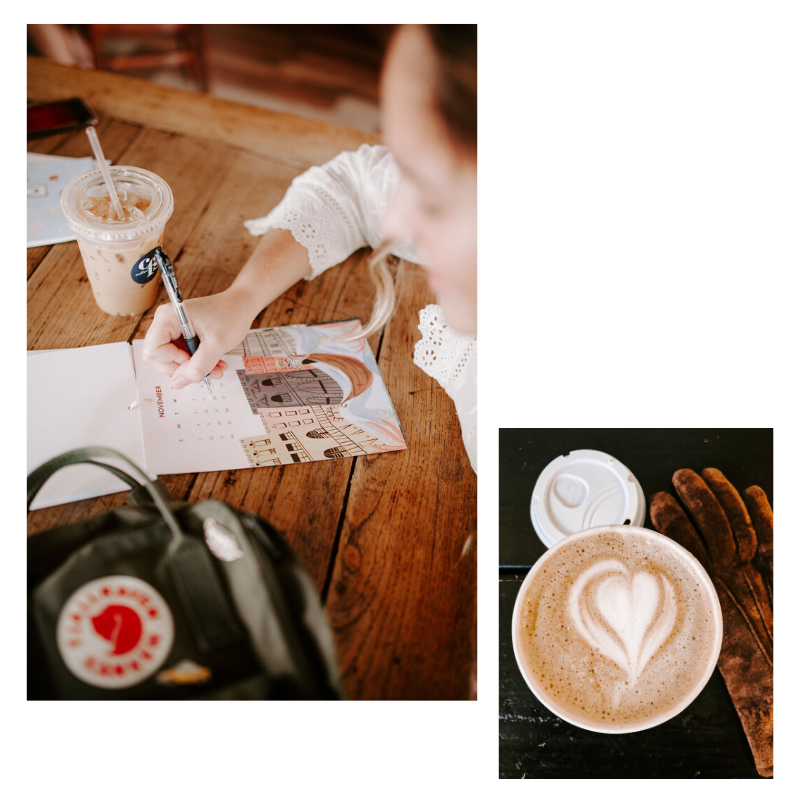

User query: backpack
[27,447,342,700]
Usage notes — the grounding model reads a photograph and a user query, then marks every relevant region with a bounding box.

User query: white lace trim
[413,305,475,395]
[244,184,363,277]
[243,144,418,277]
[413,304,477,473]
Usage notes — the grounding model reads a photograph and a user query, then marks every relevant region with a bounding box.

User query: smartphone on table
[27,98,98,138]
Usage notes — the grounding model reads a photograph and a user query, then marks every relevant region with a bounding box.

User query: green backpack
[28,448,342,700]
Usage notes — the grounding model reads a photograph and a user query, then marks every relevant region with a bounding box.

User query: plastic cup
[61,166,174,316]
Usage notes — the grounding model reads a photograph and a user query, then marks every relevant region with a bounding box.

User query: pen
[153,247,212,395]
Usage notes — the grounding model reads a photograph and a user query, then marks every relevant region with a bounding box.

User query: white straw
[86,126,125,221]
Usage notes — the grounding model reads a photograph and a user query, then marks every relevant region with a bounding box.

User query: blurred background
[27,24,392,133]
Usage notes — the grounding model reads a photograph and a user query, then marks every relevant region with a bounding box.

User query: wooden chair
[88,24,209,92]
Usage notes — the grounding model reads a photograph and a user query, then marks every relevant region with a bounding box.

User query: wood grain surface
[327,266,477,700]
[500,428,773,567]
[27,56,381,170]
[27,61,476,700]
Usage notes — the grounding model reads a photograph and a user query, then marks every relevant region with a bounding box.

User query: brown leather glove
[650,468,773,777]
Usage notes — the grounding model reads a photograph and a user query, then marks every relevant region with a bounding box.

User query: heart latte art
[516,528,719,731]
[568,560,677,684]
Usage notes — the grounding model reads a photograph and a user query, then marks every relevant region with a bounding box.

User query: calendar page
[132,319,407,475]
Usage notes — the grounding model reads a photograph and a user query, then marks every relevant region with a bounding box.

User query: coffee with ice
[61,166,174,316]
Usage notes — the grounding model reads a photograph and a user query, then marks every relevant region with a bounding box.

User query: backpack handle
[27,447,184,543]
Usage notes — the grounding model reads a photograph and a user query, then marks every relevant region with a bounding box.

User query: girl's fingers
[146,358,184,376]
[143,341,190,366]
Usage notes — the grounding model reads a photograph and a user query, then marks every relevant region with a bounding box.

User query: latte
[513,525,722,732]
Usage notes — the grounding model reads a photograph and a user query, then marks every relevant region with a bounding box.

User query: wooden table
[499,428,772,777]
[27,56,477,701]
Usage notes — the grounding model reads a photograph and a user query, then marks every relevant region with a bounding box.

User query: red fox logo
[91,605,143,655]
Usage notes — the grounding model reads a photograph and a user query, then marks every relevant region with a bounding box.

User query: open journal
[28,319,406,510]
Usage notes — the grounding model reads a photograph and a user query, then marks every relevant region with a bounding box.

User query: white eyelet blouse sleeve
[244,144,477,474]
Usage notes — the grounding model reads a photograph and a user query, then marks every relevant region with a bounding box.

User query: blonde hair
[295,242,401,361]
[334,240,402,342]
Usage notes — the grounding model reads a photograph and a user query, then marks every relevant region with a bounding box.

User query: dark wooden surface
[500,428,773,567]
[27,58,476,700]
[499,428,772,778]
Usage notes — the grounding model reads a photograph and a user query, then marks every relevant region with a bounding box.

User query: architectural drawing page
[132,320,406,476]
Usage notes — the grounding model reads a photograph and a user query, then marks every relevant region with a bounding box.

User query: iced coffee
[61,167,174,316]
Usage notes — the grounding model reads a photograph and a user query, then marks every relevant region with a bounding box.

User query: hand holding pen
[141,247,232,392]
[141,251,261,388]
[152,248,213,394]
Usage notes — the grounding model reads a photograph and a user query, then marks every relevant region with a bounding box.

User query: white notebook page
[27,342,147,510]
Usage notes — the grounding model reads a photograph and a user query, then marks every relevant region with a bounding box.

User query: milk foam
[518,529,718,730]
[568,559,677,684]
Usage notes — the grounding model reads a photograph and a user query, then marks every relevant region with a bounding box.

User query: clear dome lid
[60,166,173,243]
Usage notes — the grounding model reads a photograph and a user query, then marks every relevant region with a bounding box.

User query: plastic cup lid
[530,449,645,548]
[60,165,174,243]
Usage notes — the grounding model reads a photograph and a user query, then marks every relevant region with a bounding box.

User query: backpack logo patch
[56,575,174,689]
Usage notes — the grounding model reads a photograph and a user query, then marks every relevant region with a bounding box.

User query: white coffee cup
[512,525,723,733]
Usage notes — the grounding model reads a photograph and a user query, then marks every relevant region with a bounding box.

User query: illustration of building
[229,328,299,357]
[237,368,343,412]
[245,404,394,466]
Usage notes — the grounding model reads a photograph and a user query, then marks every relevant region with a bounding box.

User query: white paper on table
[28,325,405,507]
[27,342,148,510]
[26,154,111,247]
